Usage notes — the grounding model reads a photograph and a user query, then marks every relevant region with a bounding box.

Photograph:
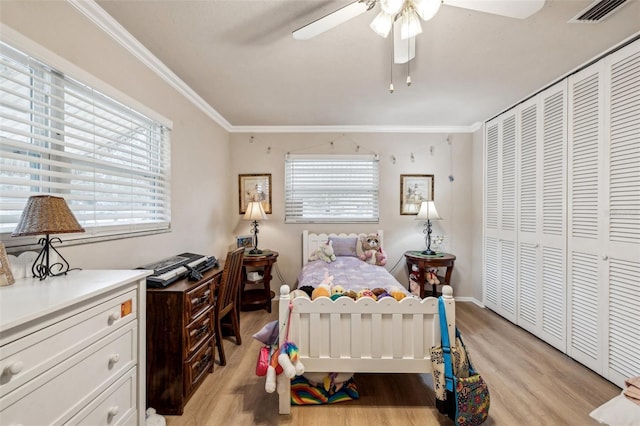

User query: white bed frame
[277,231,455,414]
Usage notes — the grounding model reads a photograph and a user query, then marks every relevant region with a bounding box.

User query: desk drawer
[66,369,137,426]
[0,323,137,425]
[185,308,213,357]
[185,280,213,322]
[0,290,137,398]
[184,337,213,397]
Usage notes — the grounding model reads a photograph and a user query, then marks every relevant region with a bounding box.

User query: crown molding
[67,0,483,135]
[67,0,233,132]
[230,124,481,134]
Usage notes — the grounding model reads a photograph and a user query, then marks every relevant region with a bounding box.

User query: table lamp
[243,201,268,254]
[416,200,441,255]
[12,195,85,280]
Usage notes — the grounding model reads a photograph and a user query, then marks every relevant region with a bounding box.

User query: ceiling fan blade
[443,0,545,19]
[394,27,416,64]
[293,1,371,40]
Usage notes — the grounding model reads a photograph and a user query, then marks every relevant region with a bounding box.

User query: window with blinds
[0,42,171,248]
[284,154,379,223]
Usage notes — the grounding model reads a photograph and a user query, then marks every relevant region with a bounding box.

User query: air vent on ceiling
[569,0,628,23]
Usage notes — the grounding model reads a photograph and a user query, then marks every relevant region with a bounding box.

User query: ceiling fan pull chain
[407,36,412,86]
[389,23,395,93]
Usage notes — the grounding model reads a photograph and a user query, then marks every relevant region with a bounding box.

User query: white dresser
[0,270,150,425]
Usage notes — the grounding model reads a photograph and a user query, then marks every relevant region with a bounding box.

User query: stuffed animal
[344,290,357,300]
[330,284,345,301]
[390,289,406,301]
[427,269,440,285]
[309,240,336,263]
[356,234,387,266]
[298,285,314,298]
[312,270,333,300]
[357,289,377,300]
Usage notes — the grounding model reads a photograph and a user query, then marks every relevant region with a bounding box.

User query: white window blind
[0,42,171,247]
[284,154,379,223]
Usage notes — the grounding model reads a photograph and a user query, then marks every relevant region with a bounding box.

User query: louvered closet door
[484,119,500,312]
[517,97,543,335]
[567,63,606,374]
[539,82,567,352]
[484,112,518,323]
[604,40,640,388]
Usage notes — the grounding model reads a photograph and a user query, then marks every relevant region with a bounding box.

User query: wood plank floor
[162,302,620,425]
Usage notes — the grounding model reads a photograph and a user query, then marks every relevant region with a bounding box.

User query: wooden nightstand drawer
[0,289,137,398]
[185,279,213,322]
[184,337,213,397]
[185,307,213,356]
[0,323,137,425]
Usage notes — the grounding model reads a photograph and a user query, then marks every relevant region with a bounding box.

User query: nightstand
[241,251,279,312]
[404,251,456,298]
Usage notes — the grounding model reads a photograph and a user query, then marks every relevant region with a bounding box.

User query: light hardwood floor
[162,301,620,425]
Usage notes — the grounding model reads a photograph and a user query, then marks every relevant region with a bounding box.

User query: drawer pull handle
[109,353,121,365]
[190,323,209,338]
[108,311,120,323]
[107,405,119,417]
[4,360,24,375]
[191,290,211,305]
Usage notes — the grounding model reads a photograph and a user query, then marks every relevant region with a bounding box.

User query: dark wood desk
[404,251,456,298]
[146,266,222,415]
[241,251,278,313]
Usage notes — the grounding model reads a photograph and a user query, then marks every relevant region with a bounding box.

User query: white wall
[0,1,232,269]
[230,132,478,298]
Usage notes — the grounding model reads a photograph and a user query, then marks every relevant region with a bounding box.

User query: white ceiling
[94,0,640,130]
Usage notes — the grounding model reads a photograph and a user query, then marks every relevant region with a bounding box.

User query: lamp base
[421,249,437,256]
[32,235,71,280]
[248,248,263,255]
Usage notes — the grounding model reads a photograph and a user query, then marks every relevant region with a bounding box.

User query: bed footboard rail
[277,285,455,414]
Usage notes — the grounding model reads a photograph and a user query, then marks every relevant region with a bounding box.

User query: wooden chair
[214,247,245,366]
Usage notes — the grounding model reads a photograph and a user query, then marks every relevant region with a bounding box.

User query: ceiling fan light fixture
[380,0,405,15]
[412,0,442,21]
[399,8,422,39]
[370,10,394,37]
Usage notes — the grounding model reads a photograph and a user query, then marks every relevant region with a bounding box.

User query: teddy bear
[308,240,336,263]
[356,234,387,266]
[427,269,440,285]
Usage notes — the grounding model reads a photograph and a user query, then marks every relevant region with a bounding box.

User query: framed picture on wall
[400,174,434,215]
[239,173,272,214]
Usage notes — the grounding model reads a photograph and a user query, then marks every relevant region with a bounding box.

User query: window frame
[284,154,380,224]
[0,36,172,250]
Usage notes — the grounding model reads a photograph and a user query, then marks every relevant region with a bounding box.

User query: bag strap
[438,297,455,392]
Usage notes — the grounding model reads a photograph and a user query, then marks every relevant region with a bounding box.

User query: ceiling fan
[293,0,545,63]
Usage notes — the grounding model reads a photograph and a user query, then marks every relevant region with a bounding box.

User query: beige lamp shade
[12,195,85,236]
[243,201,268,221]
[416,200,441,221]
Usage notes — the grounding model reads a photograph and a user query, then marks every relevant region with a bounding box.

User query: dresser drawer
[185,279,213,322]
[66,369,137,426]
[0,289,137,398]
[185,307,213,357]
[184,337,213,397]
[0,323,137,425]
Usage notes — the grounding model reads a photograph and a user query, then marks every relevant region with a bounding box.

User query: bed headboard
[302,230,383,265]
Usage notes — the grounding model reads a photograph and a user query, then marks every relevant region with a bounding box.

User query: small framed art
[400,174,434,215]
[239,173,272,214]
[236,235,253,250]
[0,242,15,286]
